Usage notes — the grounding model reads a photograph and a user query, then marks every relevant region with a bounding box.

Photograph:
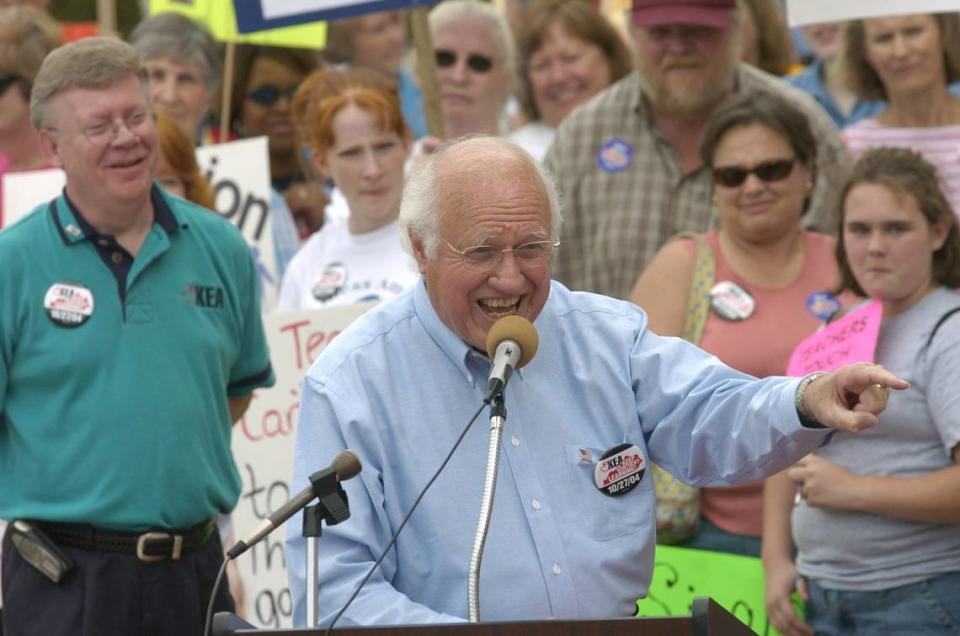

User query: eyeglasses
[435,49,494,73]
[48,109,153,145]
[443,237,560,271]
[712,158,796,188]
[0,73,22,96]
[246,82,300,107]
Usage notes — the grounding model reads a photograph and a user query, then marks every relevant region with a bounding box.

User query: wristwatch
[795,371,828,429]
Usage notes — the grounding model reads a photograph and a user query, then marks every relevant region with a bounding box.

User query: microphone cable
[203,557,230,636]
[325,399,489,634]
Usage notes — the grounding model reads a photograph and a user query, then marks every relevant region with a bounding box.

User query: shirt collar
[413,279,478,381]
[412,279,549,389]
[51,183,182,246]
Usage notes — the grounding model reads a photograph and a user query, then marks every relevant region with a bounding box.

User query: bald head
[400,136,563,260]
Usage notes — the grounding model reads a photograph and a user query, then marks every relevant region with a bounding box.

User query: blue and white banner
[234,0,437,34]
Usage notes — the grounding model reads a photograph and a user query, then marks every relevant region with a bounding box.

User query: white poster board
[196,137,279,311]
[1,137,280,310]
[1,168,64,226]
[787,0,960,27]
[230,303,374,628]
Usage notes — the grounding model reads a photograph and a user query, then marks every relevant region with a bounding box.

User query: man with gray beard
[545,0,847,300]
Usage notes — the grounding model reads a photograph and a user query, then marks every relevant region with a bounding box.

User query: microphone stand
[301,476,352,627]
[303,504,323,628]
[467,393,506,623]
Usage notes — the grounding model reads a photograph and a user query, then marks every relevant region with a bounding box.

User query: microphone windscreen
[332,449,362,481]
[485,315,539,369]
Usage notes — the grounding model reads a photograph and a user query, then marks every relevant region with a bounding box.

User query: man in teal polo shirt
[0,37,275,635]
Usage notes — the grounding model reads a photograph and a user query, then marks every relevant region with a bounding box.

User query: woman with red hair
[278,68,418,310]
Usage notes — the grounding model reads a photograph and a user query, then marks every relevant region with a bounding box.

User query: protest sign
[1,168,64,229]
[195,137,279,311]
[149,0,327,47]
[234,0,437,33]
[787,0,960,27]
[786,301,883,376]
[636,546,798,636]
[230,303,373,628]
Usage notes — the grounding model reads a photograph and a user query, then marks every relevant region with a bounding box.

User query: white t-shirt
[508,121,555,164]
[277,217,419,310]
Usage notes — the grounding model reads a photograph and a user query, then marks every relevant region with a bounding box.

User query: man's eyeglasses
[0,73,22,96]
[435,50,494,73]
[48,109,153,145]
[246,82,300,107]
[443,237,560,271]
[712,158,797,188]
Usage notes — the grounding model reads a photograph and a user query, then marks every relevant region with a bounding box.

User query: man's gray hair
[429,0,516,82]
[130,12,222,90]
[30,37,143,130]
[399,136,563,259]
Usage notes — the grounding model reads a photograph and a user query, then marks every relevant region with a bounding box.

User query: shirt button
[111,252,123,264]
[98,239,108,247]
[531,499,541,511]
[511,436,520,447]
[552,563,561,576]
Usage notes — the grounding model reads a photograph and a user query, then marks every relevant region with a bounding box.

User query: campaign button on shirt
[311,263,347,302]
[709,281,755,321]
[594,443,645,497]
[806,291,841,321]
[44,282,94,327]
[596,138,633,173]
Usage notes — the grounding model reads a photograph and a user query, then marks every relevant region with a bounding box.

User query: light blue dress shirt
[285,280,829,627]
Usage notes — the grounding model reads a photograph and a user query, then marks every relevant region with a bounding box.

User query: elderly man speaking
[285,136,904,627]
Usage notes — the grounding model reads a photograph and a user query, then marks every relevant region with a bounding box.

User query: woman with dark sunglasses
[230,45,320,194]
[630,92,846,557]
[0,5,59,229]
[228,45,321,276]
[426,0,515,139]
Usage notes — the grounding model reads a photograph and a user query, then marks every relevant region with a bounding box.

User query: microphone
[227,449,362,559]
[484,315,538,401]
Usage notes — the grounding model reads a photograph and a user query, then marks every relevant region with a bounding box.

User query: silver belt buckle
[136,531,183,562]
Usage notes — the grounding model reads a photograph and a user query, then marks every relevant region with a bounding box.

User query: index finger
[863,366,910,391]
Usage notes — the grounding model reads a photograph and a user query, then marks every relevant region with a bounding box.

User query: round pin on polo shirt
[709,281,755,321]
[44,282,94,327]
[594,443,646,497]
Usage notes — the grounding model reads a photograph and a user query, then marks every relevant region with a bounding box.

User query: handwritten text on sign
[786,301,882,376]
[636,546,799,636]
[230,303,373,628]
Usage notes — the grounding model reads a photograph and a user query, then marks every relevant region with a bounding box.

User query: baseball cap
[631,0,736,29]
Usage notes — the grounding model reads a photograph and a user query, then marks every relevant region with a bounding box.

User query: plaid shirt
[545,64,849,300]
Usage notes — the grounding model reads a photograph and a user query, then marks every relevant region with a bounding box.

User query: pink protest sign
[787,301,883,376]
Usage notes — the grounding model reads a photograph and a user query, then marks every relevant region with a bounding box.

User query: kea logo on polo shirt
[181,283,224,309]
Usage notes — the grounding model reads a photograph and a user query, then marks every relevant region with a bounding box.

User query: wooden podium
[214,597,753,635]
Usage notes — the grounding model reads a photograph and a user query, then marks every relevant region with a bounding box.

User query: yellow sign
[150,0,326,48]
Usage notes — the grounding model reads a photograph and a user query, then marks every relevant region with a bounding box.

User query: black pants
[1,524,234,636]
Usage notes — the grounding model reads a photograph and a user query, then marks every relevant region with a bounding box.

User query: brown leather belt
[33,519,215,562]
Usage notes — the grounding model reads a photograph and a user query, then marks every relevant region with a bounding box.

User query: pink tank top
[690,231,840,537]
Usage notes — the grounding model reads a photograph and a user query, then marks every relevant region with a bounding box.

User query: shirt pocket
[563,444,652,541]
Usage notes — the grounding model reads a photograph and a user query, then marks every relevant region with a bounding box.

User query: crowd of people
[0,0,958,634]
